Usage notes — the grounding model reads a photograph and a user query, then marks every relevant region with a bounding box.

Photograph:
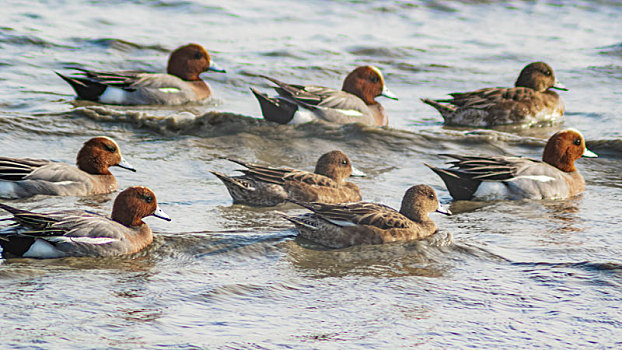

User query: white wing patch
[54,181,79,186]
[510,175,556,182]
[158,87,181,94]
[46,236,120,245]
[334,109,364,117]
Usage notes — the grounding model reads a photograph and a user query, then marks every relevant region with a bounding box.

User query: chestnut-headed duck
[211,150,365,206]
[0,136,135,198]
[422,62,567,127]
[0,186,170,258]
[250,65,398,126]
[284,185,450,249]
[56,43,226,105]
[425,129,597,201]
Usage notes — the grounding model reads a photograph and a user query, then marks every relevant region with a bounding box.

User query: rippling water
[0,0,621,348]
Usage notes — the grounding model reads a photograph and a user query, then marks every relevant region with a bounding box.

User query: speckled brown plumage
[212,151,363,206]
[422,62,566,127]
[285,185,450,249]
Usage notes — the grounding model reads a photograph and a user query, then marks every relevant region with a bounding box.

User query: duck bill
[582,148,598,158]
[436,204,451,216]
[551,80,568,91]
[152,205,172,221]
[381,85,399,100]
[208,60,226,73]
[350,166,367,177]
[116,157,137,172]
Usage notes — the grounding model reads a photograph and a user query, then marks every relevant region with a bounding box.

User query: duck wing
[228,158,338,188]
[0,204,125,242]
[439,153,541,181]
[290,200,410,230]
[0,157,51,181]
[444,87,538,109]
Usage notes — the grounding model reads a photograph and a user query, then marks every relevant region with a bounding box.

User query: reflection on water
[287,232,454,278]
[0,255,155,274]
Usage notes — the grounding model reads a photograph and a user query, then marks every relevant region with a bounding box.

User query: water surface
[0,0,621,348]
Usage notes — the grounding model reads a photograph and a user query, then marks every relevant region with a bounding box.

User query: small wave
[511,261,622,271]
[347,45,413,59]
[287,231,455,278]
[154,230,292,262]
[0,29,68,49]
[70,106,576,157]
[598,42,622,58]
[68,106,622,161]
[586,139,622,158]
[82,38,168,53]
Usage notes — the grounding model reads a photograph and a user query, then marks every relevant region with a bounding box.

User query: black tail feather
[56,72,106,101]
[424,163,480,200]
[250,87,297,124]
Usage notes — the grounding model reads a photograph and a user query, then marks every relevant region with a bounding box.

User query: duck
[250,65,398,126]
[211,150,365,206]
[425,128,597,201]
[422,62,567,127]
[0,136,135,198]
[0,186,171,258]
[56,43,226,105]
[284,185,450,249]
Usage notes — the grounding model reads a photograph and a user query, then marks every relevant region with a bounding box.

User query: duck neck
[314,166,345,184]
[111,208,143,227]
[342,80,376,105]
[76,153,111,175]
[167,66,201,82]
[188,80,211,100]
[399,205,428,223]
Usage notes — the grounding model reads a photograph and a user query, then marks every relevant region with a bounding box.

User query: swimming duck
[56,43,226,105]
[0,186,170,258]
[250,65,398,126]
[0,136,135,198]
[425,128,597,200]
[211,150,364,206]
[422,62,567,127]
[284,185,450,249]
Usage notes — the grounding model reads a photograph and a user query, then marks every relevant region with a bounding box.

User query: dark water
[1,0,621,348]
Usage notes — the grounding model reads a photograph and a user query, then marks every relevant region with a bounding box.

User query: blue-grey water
[0,0,621,348]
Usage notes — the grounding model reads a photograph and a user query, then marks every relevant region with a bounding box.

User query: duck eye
[105,145,117,153]
[544,70,551,76]
[428,194,435,200]
[342,160,348,165]
[574,138,582,146]
[194,52,203,60]
[370,75,379,83]
[144,195,153,203]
